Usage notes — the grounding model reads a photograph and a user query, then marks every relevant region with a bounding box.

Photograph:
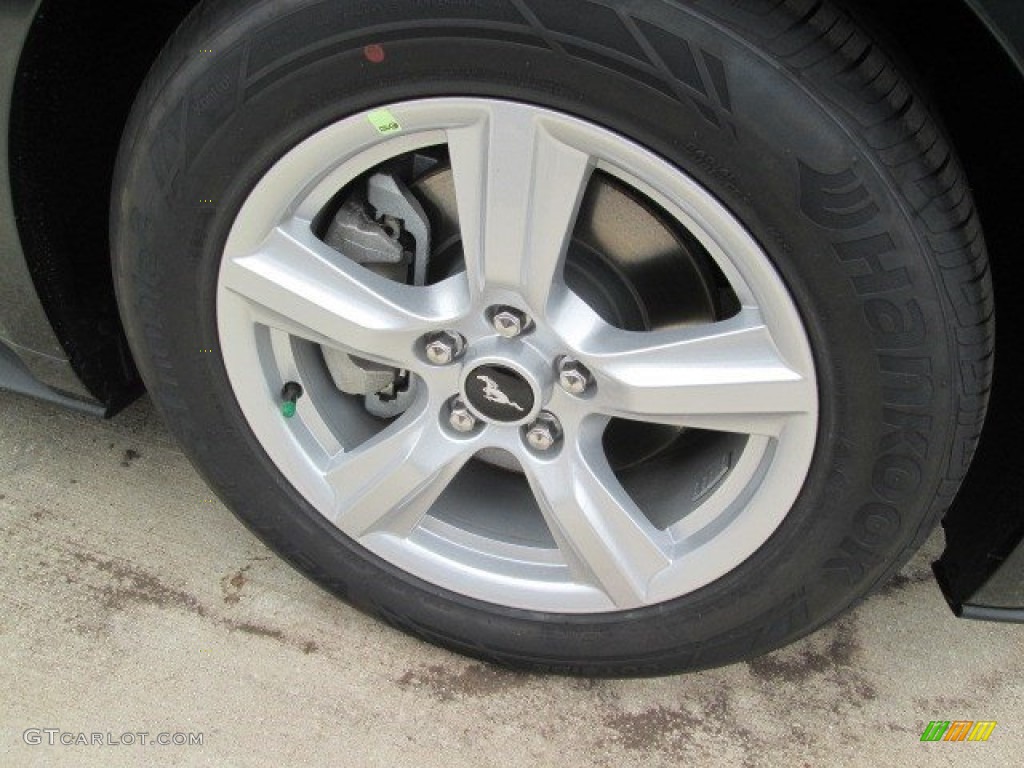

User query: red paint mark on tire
[364,44,386,64]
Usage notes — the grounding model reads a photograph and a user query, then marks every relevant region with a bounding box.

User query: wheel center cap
[464,364,536,424]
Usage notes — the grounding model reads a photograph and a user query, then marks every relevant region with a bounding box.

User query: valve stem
[281,381,304,419]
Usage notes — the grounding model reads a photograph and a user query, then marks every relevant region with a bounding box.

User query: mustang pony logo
[476,375,525,412]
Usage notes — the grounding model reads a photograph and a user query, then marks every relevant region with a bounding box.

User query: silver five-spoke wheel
[217,99,818,613]
[116,0,990,673]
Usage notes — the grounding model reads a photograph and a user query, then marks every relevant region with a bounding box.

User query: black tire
[112,0,993,675]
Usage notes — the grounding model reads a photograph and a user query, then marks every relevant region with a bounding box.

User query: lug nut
[525,412,562,452]
[491,307,530,339]
[424,331,465,365]
[557,357,592,396]
[448,397,477,433]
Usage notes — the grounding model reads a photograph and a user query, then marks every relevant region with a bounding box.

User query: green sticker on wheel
[368,109,401,135]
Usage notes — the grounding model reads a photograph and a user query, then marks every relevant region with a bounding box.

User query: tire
[112,0,993,675]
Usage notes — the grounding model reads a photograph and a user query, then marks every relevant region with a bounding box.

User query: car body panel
[964,542,1024,619]
[967,0,1024,71]
[0,0,1020,617]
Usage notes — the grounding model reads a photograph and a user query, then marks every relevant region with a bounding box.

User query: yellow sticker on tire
[368,109,401,135]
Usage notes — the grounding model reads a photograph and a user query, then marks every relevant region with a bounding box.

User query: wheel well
[9,0,199,411]
[844,0,1024,601]
[9,0,1023,427]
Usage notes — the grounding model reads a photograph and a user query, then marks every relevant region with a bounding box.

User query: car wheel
[112,0,993,674]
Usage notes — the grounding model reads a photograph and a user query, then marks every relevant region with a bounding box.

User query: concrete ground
[0,388,1020,767]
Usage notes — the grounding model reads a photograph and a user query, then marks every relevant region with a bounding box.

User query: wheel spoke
[323,408,474,540]
[448,103,594,311]
[221,218,463,368]
[524,422,673,608]
[577,309,816,436]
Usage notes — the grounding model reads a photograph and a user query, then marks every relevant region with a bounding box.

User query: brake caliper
[321,172,432,418]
